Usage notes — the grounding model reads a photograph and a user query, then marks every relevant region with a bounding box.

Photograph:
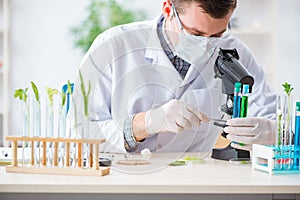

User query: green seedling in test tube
[277,107,283,146]
[14,88,29,104]
[46,87,59,110]
[31,81,40,104]
[46,87,59,138]
[282,82,293,140]
[67,80,78,129]
[79,71,91,167]
[14,87,29,166]
[61,90,66,108]
[31,81,42,166]
[79,70,91,119]
[58,85,68,139]
[282,82,294,169]
[282,82,293,120]
[31,82,41,137]
[14,88,29,137]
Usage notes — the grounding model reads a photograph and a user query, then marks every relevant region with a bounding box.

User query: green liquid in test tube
[240,84,249,118]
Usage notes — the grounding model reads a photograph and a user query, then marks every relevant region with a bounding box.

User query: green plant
[79,70,91,118]
[14,88,30,137]
[277,111,282,146]
[282,82,294,96]
[14,88,28,103]
[66,80,73,95]
[70,0,146,53]
[282,82,294,144]
[61,90,67,109]
[31,81,40,104]
[282,82,294,119]
[46,87,59,111]
[66,80,78,129]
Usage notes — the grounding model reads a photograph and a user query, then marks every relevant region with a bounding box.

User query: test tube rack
[5,136,110,176]
[252,144,300,175]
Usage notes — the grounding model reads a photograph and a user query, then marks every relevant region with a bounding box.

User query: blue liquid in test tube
[233,82,242,118]
[294,102,300,169]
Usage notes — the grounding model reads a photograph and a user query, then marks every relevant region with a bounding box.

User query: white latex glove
[223,117,276,151]
[145,99,209,135]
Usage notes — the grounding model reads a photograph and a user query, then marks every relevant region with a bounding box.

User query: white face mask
[174,31,217,65]
[170,3,218,65]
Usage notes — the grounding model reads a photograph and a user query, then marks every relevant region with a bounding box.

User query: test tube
[240,84,249,118]
[46,96,54,167]
[32,96,41,167]
[294,102,300,169]
[21,101,30,167]
[282,94,293,169]
[233,82,241,118]
[58,99,67,168]
[276,95,283,169]
[82,118,90,168]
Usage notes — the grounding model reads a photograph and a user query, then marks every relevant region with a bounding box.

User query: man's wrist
[132,112,148,141]
[123,115,138,150]
[123,113,147,151]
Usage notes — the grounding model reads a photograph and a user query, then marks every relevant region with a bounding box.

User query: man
[76,0,276,153]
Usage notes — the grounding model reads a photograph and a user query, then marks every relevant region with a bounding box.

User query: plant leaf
[282,82,294,96]
[79,70,91,117]
[61,92,66,107]
[66,80,73,94]
[31,81,40,104]
[14,88,28,103]
[46,87,59,108]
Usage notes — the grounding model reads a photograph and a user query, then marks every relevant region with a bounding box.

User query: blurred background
[0,0,299,146]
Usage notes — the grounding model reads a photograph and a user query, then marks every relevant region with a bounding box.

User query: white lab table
[0,152,299,200]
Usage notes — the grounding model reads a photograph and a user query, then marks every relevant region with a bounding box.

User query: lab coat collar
[144,15,182,81]
[144,15,164,61]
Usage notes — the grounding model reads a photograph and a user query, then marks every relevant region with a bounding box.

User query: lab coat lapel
[144,21,182,82]
[179,64,200,87]
[180,56,217,88]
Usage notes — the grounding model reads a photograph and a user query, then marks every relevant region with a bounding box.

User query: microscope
[211,48,254,160]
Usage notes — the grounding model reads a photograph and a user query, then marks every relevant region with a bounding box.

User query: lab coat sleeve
[93,76,128,153]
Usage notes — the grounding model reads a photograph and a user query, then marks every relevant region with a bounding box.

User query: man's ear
[162,0,173,18]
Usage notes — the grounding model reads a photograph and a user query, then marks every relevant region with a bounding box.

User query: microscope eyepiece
[214,48,254,95]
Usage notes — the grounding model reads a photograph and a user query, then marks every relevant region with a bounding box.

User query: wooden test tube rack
[5,136,110,177]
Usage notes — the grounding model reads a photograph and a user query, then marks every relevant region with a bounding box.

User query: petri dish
[229,158,252,166]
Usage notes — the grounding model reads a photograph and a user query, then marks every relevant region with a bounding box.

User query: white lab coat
[75,16,276,153]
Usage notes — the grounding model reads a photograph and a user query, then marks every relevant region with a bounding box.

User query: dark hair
[172,0,236,19]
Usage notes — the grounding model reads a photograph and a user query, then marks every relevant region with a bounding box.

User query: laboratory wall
[5,0,300,142]
[276,0,300,101]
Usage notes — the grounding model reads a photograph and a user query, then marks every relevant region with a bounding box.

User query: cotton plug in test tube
[233,82,242,118]
[294,102,300,169]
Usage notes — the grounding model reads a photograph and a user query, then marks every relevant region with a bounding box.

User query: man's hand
[145,99,209,135]
[224,117,276,151]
